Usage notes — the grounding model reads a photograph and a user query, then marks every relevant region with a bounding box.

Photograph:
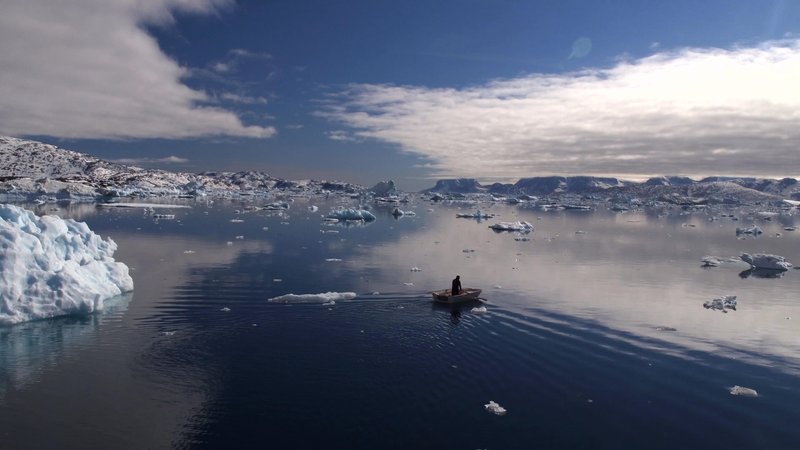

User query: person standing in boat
[451,275,461,296]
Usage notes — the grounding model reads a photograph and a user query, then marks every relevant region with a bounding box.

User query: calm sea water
[1,198,799,449]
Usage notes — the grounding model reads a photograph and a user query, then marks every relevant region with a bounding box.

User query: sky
[1,0,799,191]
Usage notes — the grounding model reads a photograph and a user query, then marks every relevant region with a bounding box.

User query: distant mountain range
[1,136,798,205]
[425,176,800,201]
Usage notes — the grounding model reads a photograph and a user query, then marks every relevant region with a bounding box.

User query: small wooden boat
[431,288,482,304]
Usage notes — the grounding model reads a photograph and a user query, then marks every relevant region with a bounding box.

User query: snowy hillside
[0,136,362,201]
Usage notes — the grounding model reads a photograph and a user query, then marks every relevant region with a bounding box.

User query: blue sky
[1,0,799,190]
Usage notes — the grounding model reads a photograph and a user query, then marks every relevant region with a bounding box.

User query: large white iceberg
[0,204,134,325]
[740,253,793,271]
[267,291,357,304]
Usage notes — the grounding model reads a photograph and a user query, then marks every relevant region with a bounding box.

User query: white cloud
[0,0,275,140]
[220,92,269,104]
[322,40,800,180]
[325,130,358,142]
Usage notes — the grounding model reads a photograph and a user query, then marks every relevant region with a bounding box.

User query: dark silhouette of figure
[451,275,461,296]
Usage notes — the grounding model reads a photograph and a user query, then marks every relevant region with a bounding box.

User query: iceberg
[735,226,763,236]
[326,208,376,222]
[740,253,793,271]
[0,204,134,325]
[489,221,534,232]
[267,291,357,304]
[484,400,507,415]
[703,295,737,313]
[456,210,494,219]
[730,385,758,397]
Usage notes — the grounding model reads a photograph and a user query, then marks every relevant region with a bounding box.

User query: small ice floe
[575,230,586,235]
[489,221,534,232]
[235,235,244,240]
[230,219,244,223]
[515,236,530,241]
[325,258,342,262]
[308,205,319,212]
[161,331,176,336]
[404,282,414,286]
[320,229,340,234]
[273,278,283,282]
[183,250,196,254]
[730,386,758,397]
[220,307,231,312]
[462,248,476,253]
[264,201,290,211]
[736,226,763,236]
[655,326,677,332]
[785,226,797,231]
[701,256,722,267]
[326,208,376,222]
[403,211,416,216]
[267,292,357,304]
[372,291,380,295]
[740,253,793,271]
[410,267,422,272]
[484,400,507,416]
[456,210,494,219]
[494,285,502,289]
[322,300,335,306]
[471,306,488,314]
[756,212,778,220]
[153,214,175,220]
[703,295,737,313]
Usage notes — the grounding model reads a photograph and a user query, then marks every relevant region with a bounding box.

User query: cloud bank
[323,40,800,180]
[0,0,275,140]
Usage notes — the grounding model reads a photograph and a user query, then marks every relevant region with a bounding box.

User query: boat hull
[431,288,482,304]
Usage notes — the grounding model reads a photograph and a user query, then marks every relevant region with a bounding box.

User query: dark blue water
[1,198,799,449]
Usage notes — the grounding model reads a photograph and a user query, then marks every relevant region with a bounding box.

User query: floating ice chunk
[410,267,422,272]
[183,250,196,254]
[264,201,290,211]
[403,211,416,216]
[471,306,488,314]
[785,226,797,231]
[220,307,231,312]
[322,300,335,306]
[267,292,357,304]
[701,256,722,267]
[484,400,507,416]
[326,208,376,222]
[325,258,342,262]
[740,253,793,271]
[392,207,405,216]
[462,249,475,253]
[161,331,176,336]
[273,278,283,282]
[308,205,319,212]
[575,230,586,235]
[0,204,134,325]
[736,226,762,236]
[98,203,190,209]
[703,295,737,313]
[456,210,494,219]
[153,214,175,220]
[404,282,414,286]
[489,221,534,232]
[230,219,244,223]
[730,386,758,397]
